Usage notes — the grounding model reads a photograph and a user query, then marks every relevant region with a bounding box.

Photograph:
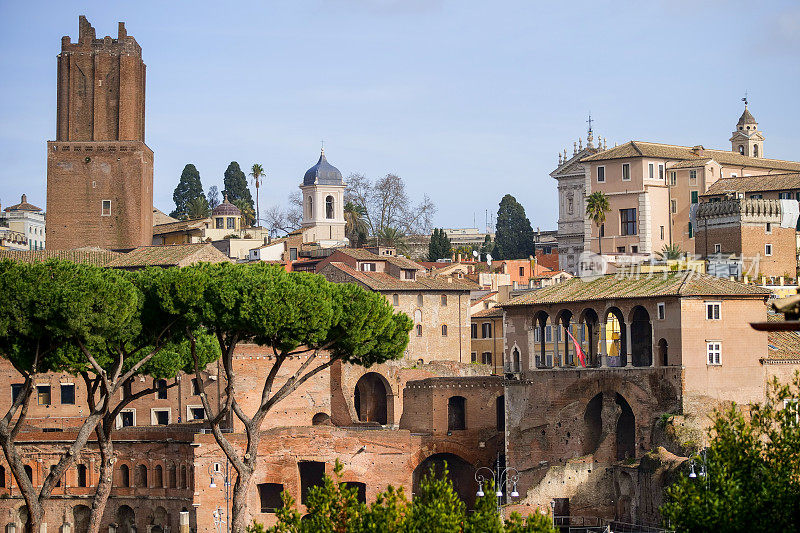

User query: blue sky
[1,0,799,231]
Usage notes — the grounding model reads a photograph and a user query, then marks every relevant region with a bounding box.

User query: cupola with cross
[730,96,765,158]
[299,147,347,244]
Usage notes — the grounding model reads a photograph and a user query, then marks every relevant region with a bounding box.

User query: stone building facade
[46,17,153,250]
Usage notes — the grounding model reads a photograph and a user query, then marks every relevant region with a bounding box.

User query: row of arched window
[117,463,191,489]
[306,195,337,219]
[0,463,88,488]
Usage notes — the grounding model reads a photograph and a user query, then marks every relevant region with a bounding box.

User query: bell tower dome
[299,148,347,245]
[730,97,765,158]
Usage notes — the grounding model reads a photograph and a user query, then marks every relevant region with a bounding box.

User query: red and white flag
[566,327,587,368]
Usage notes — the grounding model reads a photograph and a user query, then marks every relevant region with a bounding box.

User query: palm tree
[233,199,256,228]
[378,226,408,253]
[344,202,368,247]
[585,191,610,255]
[186,195,210,219]
[656,243,684,261]
[249,163,265,227]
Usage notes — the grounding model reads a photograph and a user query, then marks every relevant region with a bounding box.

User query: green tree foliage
[661,374,800,532]
[223,161,254,211]
[186,195,211,219]
[207,185,221,209]
[233,198,256,227]
[166,263,412,532]
[656,243,683,261]
[480,234,493,258]
[250,163,265,227]
[345,201,369,247]
[171,164,205,219]
[492,195,535,260]
[428,228,452,261]
[260,461,556,533]
[585,192,610,255]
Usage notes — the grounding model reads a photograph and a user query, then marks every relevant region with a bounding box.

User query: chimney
[21,194,26,204]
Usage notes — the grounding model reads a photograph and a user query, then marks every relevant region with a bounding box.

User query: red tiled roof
[322,262,476,292]
[0,248,121,267]
[107,244,231,269]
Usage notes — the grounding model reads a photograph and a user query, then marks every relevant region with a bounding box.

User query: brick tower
[46,16,153,250]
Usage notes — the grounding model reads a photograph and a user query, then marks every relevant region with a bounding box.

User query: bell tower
[299,148,346,245]
[46,16,153,250]
[730,96,765,158]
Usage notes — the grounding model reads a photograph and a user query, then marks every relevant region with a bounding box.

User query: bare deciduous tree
[264,192,303,237]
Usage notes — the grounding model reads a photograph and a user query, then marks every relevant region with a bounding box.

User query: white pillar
[625,323,633,367]
[179,512,190,533]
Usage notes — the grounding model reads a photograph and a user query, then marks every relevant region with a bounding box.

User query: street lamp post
[474,457,520,517]
[209,459,231,533]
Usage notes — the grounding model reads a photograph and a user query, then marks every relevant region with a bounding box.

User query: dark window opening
[24,464,33,483]
[190,407,205,420]
[121,411,134,427]
[471,323,477,338]
[496,395,505,432]
[119,464,130,487]
[342,482,367,503]
[481,352,492,365]
[136,465,148,488]
[77,464,87,487]
[258,483,285,513]
[299,461,326,505]
[37,385,51,405]
[11,383,23,403]
[191,378,200,396]
[155,379,168,399]
[60,383,75,405]
[620,208,637,236]
[447,396,466,431]
[155,410,169,425]
[0,465,5,488]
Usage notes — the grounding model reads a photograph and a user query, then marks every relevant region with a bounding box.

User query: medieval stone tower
[300,149,346,245]
[46,16,153,250]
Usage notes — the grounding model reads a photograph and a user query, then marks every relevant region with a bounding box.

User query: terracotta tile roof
[337,248,381,261]
[3,195,42,212]
[152,218,210,236]
[581,141,800,172]
[766,313,800,360]
[501,271,770,307]
[152,208,178,225]
[322,262,476,292]
[668,158,713,169]
[0,248,122,267]
[107,244,232,269]
[703,172,800,196]
[472,307,503,319]
[472,291,498,304]
[386,255,425,270]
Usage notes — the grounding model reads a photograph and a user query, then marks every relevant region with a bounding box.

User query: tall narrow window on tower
[101,200,111,216]
[326,196,334,219]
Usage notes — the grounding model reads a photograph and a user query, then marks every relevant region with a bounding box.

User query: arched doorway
[73,505,91,533]
[583,393,603,455]
[615,394,635,460]
[556,310,573,365]
[604,308,627,366]
[579,308,600,367]
[412,453,475,509]
[534,311,551,368]
[116,505,136,533]
[629,306,652,367]
[354,373,389,425]
[658,338,668,366]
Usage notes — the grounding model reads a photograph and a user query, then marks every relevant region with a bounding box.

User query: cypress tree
[171,164,204,219]
[493,194,535,260]
[222,162,254,210]
[428,228,452,261]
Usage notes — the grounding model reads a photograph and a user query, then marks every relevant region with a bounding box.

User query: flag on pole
[566,327,587,368]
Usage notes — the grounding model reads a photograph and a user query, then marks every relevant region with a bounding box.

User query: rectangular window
[597,166,605,182]
[119,409,135,428]
[215,218,224,229]
[101,200,111,216]
[60,384,75,405]
[534,328,540,342]
[622,163,630,181]
[688,222,693,238]
[657,303,665,320]
[416,324,422,337]
[470,352,477,363]
[299,462,326,506]
[707,342,721,365]
[545,325,552,342]
[765,222,772,234]
[441,294,447,306]
[714,243,721,253]
[519,266,525,277]
[659,164,664,180]
[660,226,664,240]
[671,199,677,213]
[669,171,677,186]
[289,248,298,261]
[226,217,235,229]
[648,163,654,179]
[392,294,399,306]
[689,170,697,182]
[188,406,205,421]
[152,409,170,425]
[631,245,638,253]
[481,323,492,339]
[750,194,763,199]
[37,385,51,406]
[620,208,637,236]
[691,191,699,204]
[481,352,492,365]
[360,262,376,272]
[191,378,200,396]
[706,302,721,320]
[765,243,773,256]
[471,323,478,339]
[599,223,605,237]
[779,192,792,200]
[403,269,414,280]
[417,294,424,307]
[617,246,626,253]
[11,384,23,403]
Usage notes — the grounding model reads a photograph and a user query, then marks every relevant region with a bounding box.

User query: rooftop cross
[586,113,593,135]
[742,91,748,107]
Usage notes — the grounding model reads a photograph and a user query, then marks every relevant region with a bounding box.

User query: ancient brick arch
[354,372,393,425]
[412,452,476,510]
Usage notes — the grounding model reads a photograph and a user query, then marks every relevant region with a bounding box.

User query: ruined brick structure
[46,16,153,250]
